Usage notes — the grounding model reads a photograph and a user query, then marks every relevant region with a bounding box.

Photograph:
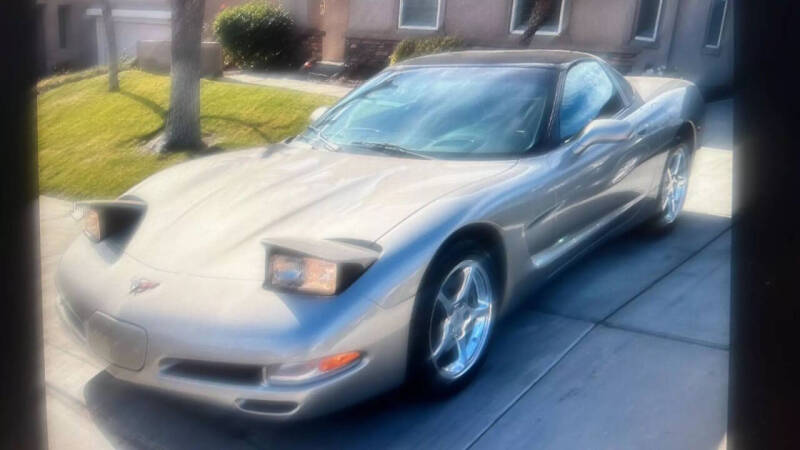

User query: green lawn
[37,70,336,199]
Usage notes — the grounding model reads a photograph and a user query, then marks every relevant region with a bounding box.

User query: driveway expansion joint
[468,223,731,448]
[597,224,732,324]
[597,322,729,351]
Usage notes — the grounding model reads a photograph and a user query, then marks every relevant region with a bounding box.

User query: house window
[58,5,70,49]
[399,0,442,30]
[704,0,728,49]
[634,0,663,42]
[510,0,566,36]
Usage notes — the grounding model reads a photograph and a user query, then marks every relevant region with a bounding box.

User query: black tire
[406,239,500,396]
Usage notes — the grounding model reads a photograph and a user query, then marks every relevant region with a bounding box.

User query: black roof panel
[397,49,598,68]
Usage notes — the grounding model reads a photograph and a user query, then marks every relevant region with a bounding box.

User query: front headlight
[84,209,103,241]
[262,238,380,296]
[268,254,339,296]
[73,199,146,243]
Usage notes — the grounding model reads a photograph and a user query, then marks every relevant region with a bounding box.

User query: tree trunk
[519,0,554,47]
[165,0,205,150]
[100,0,119,91]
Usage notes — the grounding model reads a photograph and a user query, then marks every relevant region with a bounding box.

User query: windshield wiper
[306,125,339,152]
[348,141,431,160]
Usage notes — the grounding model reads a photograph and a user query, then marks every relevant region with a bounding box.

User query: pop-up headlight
[263,238,380,296]
[84,209,103,241]
[74,199,146,243]
[269,254,339,295]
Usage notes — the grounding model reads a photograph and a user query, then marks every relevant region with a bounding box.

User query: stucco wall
[344,0,649,72]
[626,0,681,73]
[569,0,637,48]
[442,0,514,43]
[667,0,733,95]
[94,15,171,65]
[343,0,732,93]
[346,0,641,49]
[281,0,313,27]
[37,0,97,74]
[347,0,398,37]
[137,40,224,77]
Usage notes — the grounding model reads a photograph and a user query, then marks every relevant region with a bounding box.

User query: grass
[37,66,111,93]
[36,59,135,93]
[37,70,337,198]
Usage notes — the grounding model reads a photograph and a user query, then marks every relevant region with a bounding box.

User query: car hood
[123,142,517,280]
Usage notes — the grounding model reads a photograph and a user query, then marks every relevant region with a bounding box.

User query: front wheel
[407,240,499,395]
[650,143,691,230]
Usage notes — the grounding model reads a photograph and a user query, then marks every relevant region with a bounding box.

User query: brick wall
[344,37,398,78]
[300,29,325,63]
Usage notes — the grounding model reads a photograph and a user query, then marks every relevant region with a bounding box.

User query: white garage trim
[85,8,171,23]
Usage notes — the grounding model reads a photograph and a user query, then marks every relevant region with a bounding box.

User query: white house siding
[87,8,171,64]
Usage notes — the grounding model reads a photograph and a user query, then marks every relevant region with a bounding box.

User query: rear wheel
[649,143,690,230]
[407,240,499,395]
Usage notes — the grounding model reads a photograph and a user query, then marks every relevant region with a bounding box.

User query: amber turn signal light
[318,351,361,373]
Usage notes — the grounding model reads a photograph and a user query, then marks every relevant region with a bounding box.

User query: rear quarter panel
[623,77,705,204]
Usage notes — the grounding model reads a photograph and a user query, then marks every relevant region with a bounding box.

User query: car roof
[396,49,600,69]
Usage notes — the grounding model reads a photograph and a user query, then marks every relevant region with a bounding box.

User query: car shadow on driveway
[529,211,730,325]
[83,211,730,450]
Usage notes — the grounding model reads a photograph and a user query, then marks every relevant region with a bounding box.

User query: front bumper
[57,292,410,420]
[55,238,414,420]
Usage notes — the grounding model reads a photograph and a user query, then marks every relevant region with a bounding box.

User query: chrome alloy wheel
[428,260,494,380]
[659,146,689,224]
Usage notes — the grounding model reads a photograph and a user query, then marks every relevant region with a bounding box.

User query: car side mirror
[309,106,329,123]
[572,119,633,155]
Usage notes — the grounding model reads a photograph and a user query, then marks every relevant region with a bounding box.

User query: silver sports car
[56,50,704,419]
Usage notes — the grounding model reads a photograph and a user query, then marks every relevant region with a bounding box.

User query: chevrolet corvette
[56,50,704,419]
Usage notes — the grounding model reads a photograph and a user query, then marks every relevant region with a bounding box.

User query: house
[35,0,97,75]
[309,0,733,96]
[71,0,732,96]
[85,1,172,66]
[34,0,174,76]
[204,0,733,95]
[42,0,314,75]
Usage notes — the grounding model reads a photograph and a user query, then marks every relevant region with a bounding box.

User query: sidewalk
[222,70,353,98]
[38,197,118,449]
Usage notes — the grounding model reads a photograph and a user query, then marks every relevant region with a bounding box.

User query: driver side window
[559,62,623,141]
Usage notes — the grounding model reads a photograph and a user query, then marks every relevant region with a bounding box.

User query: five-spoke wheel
[654,144,690,228]
[408,240,498,394]
[428,260,494,380]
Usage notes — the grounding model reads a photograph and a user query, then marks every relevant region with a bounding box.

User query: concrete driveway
[40,99,732,449]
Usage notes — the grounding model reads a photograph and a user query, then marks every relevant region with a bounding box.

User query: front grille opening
[237,399,299,415]
[160,359,264,386]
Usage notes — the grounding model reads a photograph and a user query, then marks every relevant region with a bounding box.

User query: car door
[538,61,649,270]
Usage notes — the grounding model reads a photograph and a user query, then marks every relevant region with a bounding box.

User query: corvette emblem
[130,278,160,295]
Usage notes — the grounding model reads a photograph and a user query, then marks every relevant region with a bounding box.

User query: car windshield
[298,66,556,159]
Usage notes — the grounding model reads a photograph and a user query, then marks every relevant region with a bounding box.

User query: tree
[164,0,205,150]
[100,0,119,91]
[519,0,555,47]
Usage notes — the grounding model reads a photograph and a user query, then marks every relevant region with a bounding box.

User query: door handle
[634,126,650,137]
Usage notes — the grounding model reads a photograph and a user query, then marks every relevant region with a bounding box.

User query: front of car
[55,61,559,419]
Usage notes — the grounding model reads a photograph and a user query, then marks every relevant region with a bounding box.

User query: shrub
[389,36,466,65]
[213,2,298,69]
